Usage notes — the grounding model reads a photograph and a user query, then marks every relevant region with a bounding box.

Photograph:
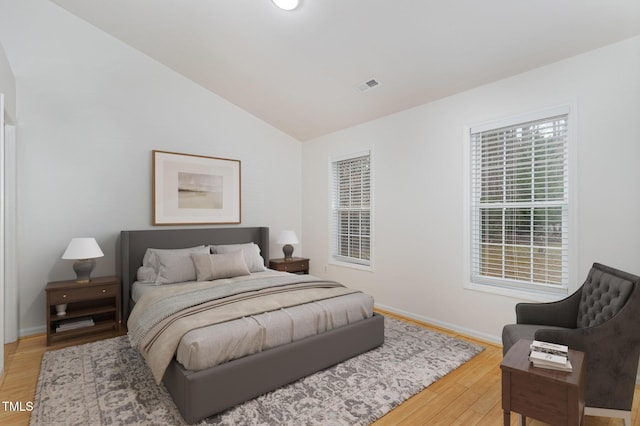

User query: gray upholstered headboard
[119,227,269,323]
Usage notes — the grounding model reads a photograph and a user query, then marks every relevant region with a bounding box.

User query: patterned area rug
[31,317,483,425]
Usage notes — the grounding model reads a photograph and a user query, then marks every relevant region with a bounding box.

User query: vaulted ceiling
[50,0,640,141]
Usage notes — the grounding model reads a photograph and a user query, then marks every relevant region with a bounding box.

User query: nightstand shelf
[52,304,118,320]
[51,319,118,340]
[269,257,310,274]
[46,276,121,346]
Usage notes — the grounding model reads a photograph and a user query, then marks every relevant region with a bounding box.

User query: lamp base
[56,304,67,316]
[282,244,294,259]
[73,258,96,283]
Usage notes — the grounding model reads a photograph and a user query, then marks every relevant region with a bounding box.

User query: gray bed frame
[120,227,385,424]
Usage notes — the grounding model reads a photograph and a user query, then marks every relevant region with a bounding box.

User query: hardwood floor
[0,312,637,425]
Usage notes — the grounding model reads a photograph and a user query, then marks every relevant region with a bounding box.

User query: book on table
[529,340,572,372]
[530,340,569,356]
[56,316,95,332]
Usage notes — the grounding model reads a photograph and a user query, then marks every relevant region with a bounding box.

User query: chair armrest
[516,289,582,328]
[534,326,597,351]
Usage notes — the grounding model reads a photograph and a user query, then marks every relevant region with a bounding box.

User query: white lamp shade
[62,238,104,260]
[272,0,299,11]
[277,230,299,245]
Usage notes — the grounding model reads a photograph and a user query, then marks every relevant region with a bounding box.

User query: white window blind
[470,112,569,291]
[331,152,371,266]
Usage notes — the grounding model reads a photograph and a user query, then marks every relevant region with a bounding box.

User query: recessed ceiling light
[272,0,300,11]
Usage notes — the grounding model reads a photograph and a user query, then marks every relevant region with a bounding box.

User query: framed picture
[153,150,241,225]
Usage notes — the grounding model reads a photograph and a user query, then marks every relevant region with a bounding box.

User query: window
[330,150,372,268]
[469,108,570,294]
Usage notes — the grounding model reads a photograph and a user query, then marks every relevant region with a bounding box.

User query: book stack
[529,340,572,372]
[55,316,95,332]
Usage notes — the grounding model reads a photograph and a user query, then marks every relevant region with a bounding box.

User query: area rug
[31,317,483,425]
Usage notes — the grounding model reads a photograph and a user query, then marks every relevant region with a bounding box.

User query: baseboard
[374,303,502,345]
[19,325,45,338]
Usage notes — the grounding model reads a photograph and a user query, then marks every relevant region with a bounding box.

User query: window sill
[464,281,567,303]
[328,259,373,272]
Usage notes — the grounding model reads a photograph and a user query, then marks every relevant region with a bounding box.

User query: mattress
[131,273,374,372]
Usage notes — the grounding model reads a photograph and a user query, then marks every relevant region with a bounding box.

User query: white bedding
[130,272,374,372]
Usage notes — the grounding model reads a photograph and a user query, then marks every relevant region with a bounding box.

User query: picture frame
[153,150,241,225]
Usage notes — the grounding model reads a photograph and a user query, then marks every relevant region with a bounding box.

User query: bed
[120,227,385,424]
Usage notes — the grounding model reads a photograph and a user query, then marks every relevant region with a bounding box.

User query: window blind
[470,113,569,290]
[331,153,371,266]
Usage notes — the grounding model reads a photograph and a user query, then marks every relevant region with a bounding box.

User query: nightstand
[45,275,121,346]
[269,257,310,274]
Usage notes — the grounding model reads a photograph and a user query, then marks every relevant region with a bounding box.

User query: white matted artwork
[153,150,241,225]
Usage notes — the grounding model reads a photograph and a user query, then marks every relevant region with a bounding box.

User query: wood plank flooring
[0,311,637,425]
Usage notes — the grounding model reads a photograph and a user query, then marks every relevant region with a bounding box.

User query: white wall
[302,36,640,343]
[0,0,303,336]
[0,42,16,123]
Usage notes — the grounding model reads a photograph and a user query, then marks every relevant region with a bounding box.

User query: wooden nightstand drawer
[48,284,118,304]
[269,257,310,274]
[282,259,308,272]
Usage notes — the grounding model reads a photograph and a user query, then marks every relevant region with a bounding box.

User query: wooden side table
[501,339,586,426]
[269,257,310,274]
[45,276,121,346]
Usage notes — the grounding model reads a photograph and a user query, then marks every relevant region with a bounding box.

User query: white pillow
[136,266,157,283]
[191,251,251,281]
[137,246,208,284]
[136,248,162,282]
[210,243,267,272]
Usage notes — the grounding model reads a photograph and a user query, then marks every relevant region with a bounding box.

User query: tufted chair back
[576,266,634,328]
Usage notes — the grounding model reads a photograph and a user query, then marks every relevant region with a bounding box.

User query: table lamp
[277,230,299,259]
[62,237,104,283]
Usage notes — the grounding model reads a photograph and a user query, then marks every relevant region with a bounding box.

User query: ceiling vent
[355,78,381,92]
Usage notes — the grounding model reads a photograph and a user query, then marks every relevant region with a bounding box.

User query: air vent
[355,78,381,92]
